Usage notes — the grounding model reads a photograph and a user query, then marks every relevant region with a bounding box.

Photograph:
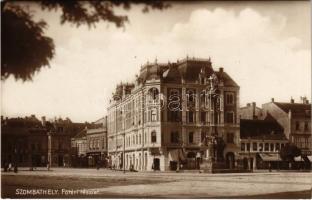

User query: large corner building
[107,57,240,171]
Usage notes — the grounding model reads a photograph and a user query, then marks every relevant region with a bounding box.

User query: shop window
[270,143,274,151]
[246,143,250,151]
[259,143,263,151]
[264,143,269,151]
[252,142,257,151]
[275,143,280,151]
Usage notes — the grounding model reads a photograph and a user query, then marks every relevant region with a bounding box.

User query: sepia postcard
[1,0,312,199]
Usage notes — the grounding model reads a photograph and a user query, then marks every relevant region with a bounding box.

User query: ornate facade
[107,57,240,171]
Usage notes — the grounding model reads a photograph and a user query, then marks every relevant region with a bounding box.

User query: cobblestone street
[2,168,312,198]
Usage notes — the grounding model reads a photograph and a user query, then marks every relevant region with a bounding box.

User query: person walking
[8,163,12,172]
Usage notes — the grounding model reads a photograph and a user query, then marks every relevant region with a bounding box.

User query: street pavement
[2,167,312,198]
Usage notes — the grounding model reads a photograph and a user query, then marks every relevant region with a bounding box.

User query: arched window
[151,131,157,143]
[148,88,159,102]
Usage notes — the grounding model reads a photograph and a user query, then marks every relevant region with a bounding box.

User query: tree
[279,143,301,162]
[1,1,170,81]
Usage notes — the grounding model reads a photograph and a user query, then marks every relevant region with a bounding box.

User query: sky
[1,1,311,122]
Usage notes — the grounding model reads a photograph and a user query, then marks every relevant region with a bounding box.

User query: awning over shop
[259,153,282,162]
[294,156,304,162]
[169,149,185,161]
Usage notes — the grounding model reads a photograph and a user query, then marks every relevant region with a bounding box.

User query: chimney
[300,96,309,104]
[41,116,46,127]
[271,98,274,102]
[252,102,256,119]
[247,103,251,107]
[290,98,294,103]
[219,67,224,73]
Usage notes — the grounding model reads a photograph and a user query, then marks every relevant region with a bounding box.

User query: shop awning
[259,153,282,161]
[169,149,185,161]
[306,156,312,163]
[294,156,304,162]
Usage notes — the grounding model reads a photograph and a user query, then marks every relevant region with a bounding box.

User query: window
[259,143,263,151]
[252,142,257,151]
[186,89,196,106]
[171,131,179,143]
[275,143,280,151]
[139,135,141,145]
[225,112,234,123]
[304,122,309,131]
[168,110,181,122]
[151,131,157,143]
[264,143,269,151]
[246,143,250,151]
[189,132,194,144]
[241,143,245,151]
[225,92,234,105]
[148,88,159,102]
[201,132,206,143]
[296,121,300,131]
[188,111,194,123]
[281,143,285,149]
[151,109,157,122]
[201,112,206,123]
[227,133,234,144]
[270,143,274,151]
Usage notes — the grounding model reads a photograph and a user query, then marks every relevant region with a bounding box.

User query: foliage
[2,4,54,81]
[1,1,170,81]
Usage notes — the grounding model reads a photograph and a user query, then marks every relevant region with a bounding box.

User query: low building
[262,97,311,155]
[86,117,108,167]
[239,118,289,170]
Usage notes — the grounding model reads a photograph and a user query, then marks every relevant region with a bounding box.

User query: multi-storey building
[1,115,48,167]
[46,118,86,167]
[262,97,311,156]
[107,57,240,171]
[86,117,108,167]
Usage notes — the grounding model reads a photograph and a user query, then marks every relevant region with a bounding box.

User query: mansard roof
[177,58,213,82]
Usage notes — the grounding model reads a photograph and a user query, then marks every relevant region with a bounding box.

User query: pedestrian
[46,162,50,171]
[14,164,18,173]
[8,163,12,172]
[96,161,100,170]
[4,162,8,172]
